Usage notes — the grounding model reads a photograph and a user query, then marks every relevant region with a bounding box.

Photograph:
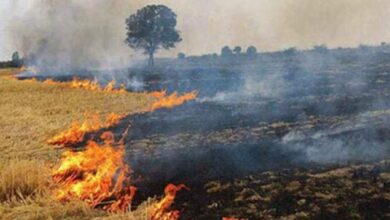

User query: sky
[0,0,390,63]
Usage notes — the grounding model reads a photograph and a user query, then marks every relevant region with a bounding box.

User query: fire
[48,113,125,146]
[53,129,186,216]
[150,91,198,111]
[149,90,167,99]
[15,74,127,94]
[44,77,196,216]
[69,77,127,94]
[150,184,188,220]
[52,131,136,212]
[48,90,198,146]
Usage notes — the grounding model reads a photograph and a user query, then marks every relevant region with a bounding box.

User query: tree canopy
[233,46,242,54]
[246,46,257,58]
[125,5,182,66]
[221,46,233,58]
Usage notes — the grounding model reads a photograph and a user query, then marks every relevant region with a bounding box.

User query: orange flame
[150,184,188,220]
[53,129,187,215]
[149,90,167,99]
[52,131,136,212]
[150,91,198,111]
[48,113,125,146]
[47,90,198,147]
[17,76,127,94]
[69,78,127,94]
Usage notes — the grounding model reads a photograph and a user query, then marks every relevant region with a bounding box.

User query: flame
[149,90,167,99]
[150,184,188,220]
[52,131,136,212]
[69,78,127,94]
[53,129,187,215]
[150,91,198,111]
[47,90,198,146]
[17,75,127,94]
[48,113,125,146]
[42,78,196,215]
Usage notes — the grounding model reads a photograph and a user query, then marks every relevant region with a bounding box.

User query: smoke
[3,0,390,67]
[285,137,388,164]
[198,73,286,103]
[5,0,139,70]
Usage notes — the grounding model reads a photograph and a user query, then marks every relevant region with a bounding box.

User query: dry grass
[0,158,97,219]
[94,198,157,220]
[0,159,49,202]
[0,68,154,219]
[0,68,152,161]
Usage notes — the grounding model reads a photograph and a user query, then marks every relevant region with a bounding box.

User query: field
[0,46,389,219]
[0,68,153,219]
[112,49,390,219]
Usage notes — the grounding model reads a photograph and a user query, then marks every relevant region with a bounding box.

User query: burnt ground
[25,51,390,219]
[177,161,390,220]
[112,54,390,219]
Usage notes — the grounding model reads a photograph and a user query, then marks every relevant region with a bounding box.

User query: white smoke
[5,0,141,70]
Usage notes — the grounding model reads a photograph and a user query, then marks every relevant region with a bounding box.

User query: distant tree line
[176,45,258,60]
[0,51,23,68]
[220,46,257,59]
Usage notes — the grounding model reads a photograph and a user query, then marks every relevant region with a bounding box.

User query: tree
[125,5,182,67]
[313,44,328,54]
[221,46,233,58]
[233,46,242,54]
[12,52,21,66]
[177,52,186,59]
[246,46,257,58]
[283,47,298,56]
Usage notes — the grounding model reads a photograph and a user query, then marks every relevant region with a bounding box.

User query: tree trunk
[148,52,154,67]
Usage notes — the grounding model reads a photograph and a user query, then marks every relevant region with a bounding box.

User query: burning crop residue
[67,77,127,94]
[42,77,127,94]
[48,113,125,146]
[150,184,188,220]
[47,90,198,147]
[8,69,127,94]
[52,131,135,212]
[52,129,187,218]
[150,91,198,111]
[21,72,198,217]
[46,84,196,218]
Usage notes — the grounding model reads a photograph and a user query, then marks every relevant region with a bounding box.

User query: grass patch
[0,159,49,202]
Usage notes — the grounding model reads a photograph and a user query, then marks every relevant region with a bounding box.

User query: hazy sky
[1,0,390,62]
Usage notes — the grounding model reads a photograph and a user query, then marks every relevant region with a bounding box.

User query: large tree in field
[126,5,182,67]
